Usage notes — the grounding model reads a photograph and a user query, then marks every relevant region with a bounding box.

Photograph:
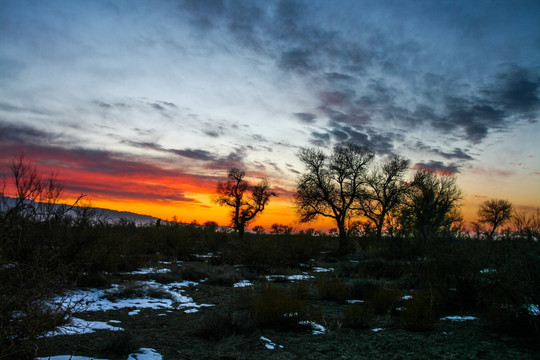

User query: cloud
[171,148,217,161]
[279,49,314,72]
[494,67,540,113]
[0,122,53,144]
[414,142,473,161]
[121,138,245,169]
[310,131,331,147]
[294,112,316,124]
[413,161,460,175]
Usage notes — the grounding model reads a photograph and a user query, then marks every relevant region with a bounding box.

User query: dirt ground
[35,264,539,360]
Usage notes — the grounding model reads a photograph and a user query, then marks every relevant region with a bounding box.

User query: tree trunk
[376,221,383,241]
[238,225,245,241]
[337,222,349,255]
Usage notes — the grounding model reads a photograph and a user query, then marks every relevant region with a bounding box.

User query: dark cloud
[0,122,53,144]
[204,130,220,137]
[286,163,301,174]
[310,131,331,146]
[294,112,316,123]
[324,72,354,82]
[160,101,177,108]
[151,103,165,111]
[495,68,540,112]
[121,139,163,152]
[323,121,397,155]
[413,161,460,175]
[279,49,313,72]
[205,150,245,170]
[414,142,473,161]
[181,0,226,30]
[171,148,216,161]
[122,138,246,169]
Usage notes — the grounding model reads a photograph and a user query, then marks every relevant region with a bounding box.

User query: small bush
[371,287,402,315]
[316,276,351,303]
[483,305,539,338]
[342,303,374,329]
[75,271,111,288]
[400,289,440,331]
[237,283,308,330]
[192,311,255,340]
[290,281,310,301]
[350,279,383,300]
[205,265,242,286]
[99,331,136,357]
[358,258,404,279]
[335,261,361,278]
[179,262,210,281]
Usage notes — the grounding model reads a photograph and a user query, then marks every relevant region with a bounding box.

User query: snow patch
[265,274,314,281]
[126,267,171,275]
[313,267,335,272]
[43,317,123,337]
[36,356,109,360]
[127,348,163,360]
[480,268,497,274]
[49,280,212,315]
[371,328,384,332]
[346,300,364,304]
[233,280,253,288]
[299,320,326,335]
[440,315,478,322]
[260,336,283,350]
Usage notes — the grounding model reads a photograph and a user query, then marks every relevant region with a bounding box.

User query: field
[10,225,536,360]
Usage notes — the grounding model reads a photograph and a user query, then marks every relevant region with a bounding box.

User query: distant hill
[0,197,161,226]
[84,206,161,225]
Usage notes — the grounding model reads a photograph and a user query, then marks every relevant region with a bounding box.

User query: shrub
[350,279,383,300]
[371,287,402,315]
[204,265,242,286]
[342,303,374,329]
[99,331,136,357]
[483,304,539,338]
[316,276,351,303]
[400,289,441,331]
[358,258,404,280]
[237,283,308,330]
[290,281,310,301]
[178,262,210,282]
[334,261,362,278]
[192,311,255,340]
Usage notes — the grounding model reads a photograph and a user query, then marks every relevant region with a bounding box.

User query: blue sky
[1,0,539,226]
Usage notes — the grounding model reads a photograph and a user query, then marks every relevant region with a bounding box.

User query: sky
[1,0,539,230]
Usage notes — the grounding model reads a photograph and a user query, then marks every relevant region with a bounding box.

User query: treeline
[1,152,539,358]
[217,144,539,250]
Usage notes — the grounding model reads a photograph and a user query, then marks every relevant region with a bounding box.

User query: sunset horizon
[1,0,539,232]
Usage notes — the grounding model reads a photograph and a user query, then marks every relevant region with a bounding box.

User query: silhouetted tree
[270,223,293,235]
[356,154,410,240]
[399,170,462,249]
[512,208,540,240]
[294,144,374,254]
[477,199,513,239]
[214,168,276,240]
[252,225,265,234]
[0,154,83,358]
